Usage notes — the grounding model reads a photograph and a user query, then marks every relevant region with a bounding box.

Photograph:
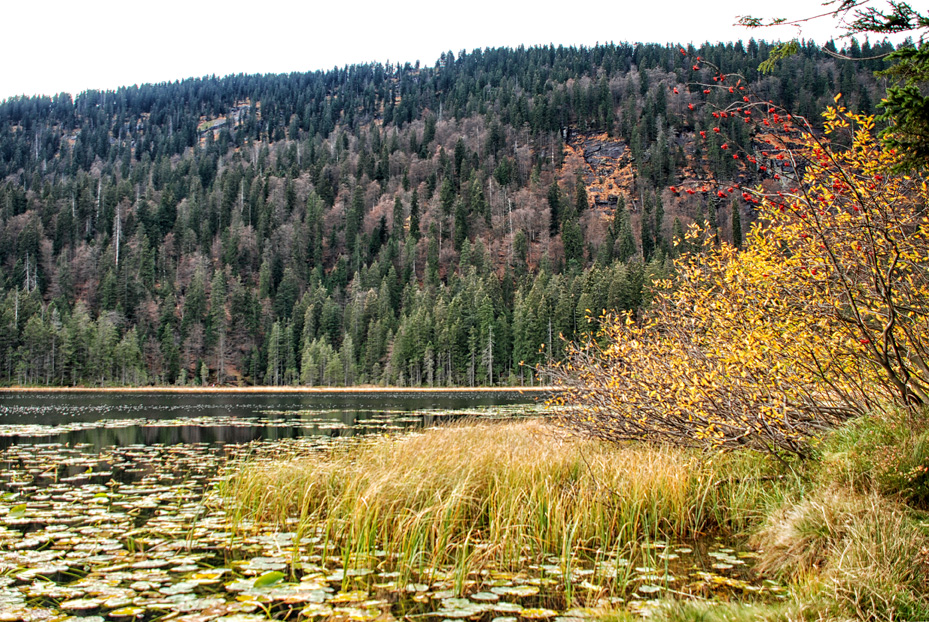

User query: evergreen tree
[614,197,637,262]
[575,175,588,214]
[562,216,584,269]
[731,200,743,249]
[640,194,655,261]
[409,189,420,240]
[392,196,405,238]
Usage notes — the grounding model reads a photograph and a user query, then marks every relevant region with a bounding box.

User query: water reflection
[0,392,543,450]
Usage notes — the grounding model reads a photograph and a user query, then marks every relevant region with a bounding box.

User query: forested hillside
[0,40,892,386]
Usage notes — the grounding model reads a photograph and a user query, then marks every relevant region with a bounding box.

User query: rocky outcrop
[564,132,635,209]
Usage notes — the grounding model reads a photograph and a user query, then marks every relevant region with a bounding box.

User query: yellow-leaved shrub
[550,107,929,458]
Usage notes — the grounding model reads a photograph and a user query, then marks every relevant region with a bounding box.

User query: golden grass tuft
[751,488,929,620]
[220,419,787,578]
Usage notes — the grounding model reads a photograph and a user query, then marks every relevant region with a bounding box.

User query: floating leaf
[252,571,285,588]
[327,590,369,604]
[492,602,524,613]
[60,598,103,611]
[108,606,146,618]
[490,585,538,597]
[300,603,335,618]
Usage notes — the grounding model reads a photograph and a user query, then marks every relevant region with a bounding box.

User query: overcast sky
[1,0,867,101]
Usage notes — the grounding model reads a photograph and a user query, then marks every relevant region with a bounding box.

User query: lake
[0,389,545,449]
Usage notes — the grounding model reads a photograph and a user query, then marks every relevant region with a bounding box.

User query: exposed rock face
[563,132,635,209]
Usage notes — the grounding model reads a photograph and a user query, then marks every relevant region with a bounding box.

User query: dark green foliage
[731,201,742,249]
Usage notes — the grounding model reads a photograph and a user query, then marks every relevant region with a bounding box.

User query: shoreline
[0,385,560,394]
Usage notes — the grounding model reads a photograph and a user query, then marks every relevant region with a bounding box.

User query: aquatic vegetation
[222,420,787,611]
[0,401,786,621]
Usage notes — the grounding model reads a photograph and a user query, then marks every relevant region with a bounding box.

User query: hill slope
[0,40,892,386]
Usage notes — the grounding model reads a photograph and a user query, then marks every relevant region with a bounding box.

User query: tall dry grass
[751,487,929,620]
[220,419,788,579]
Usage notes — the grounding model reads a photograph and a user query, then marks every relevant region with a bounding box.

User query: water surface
[0,390,542,449]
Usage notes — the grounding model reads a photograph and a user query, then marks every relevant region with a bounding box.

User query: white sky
[0,0,872,101]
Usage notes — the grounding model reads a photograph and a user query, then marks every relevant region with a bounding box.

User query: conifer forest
[0,40,894,386]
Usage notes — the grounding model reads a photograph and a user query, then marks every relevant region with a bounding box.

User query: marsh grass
[216,409,929,620]
[818,410,929,507]
[751,488,929,620]
[745,409,929,621]
[220,419,789,587]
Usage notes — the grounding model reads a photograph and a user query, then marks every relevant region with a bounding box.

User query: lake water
[0,390,544,450]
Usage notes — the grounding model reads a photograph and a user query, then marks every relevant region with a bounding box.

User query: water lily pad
[491,602,524,613]
[432,610,479,619]
[60,598,104,612]
[519,609,558,619]
[8,504,26,517]
[327,590,369,604]
[405,583,430,593]
[299,603,334,617]
[159,581,199,595]
[490,585,538,597]
[171,598,228,613]
[252,571,286,588]
[335,607,384,621]
[561,608,598,618]
[107,606,146,618]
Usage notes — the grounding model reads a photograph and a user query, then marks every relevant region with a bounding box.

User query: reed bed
[220,419,787,579]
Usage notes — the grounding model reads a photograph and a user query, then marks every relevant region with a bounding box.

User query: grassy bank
[647,410,929,621]
[219,414,929,620]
